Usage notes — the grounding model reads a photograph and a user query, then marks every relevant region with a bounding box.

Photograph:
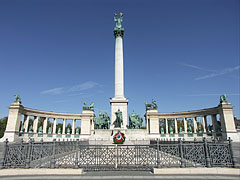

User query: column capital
[114,29,124,38]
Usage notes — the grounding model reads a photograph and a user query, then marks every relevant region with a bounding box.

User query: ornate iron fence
[0,138,235,170]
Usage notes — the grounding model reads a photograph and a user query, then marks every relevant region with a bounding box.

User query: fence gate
[55,144,157,171]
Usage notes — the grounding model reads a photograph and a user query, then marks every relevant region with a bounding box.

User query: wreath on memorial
[113,131,126,144]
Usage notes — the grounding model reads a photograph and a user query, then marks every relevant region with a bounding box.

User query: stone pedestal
[0,102,23,142]
[110,98,128,129]
[145,109,159,134]
[81,109,94,135]
[218,102,239,141]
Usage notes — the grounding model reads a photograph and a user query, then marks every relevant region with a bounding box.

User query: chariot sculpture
[144,99,158,110]
[83,102,94,110]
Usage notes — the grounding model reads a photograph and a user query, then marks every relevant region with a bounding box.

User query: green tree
[0,117,8,138]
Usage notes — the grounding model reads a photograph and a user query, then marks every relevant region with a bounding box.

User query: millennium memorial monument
[0,13,239,171]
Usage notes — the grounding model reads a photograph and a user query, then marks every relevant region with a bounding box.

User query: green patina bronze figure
[169,126,173,134]
[179,127,183,133]
[48,127,52,134]
[29,125,33,133]
[114,13,124,38]
[188,125,192,133]
[94,111,111,129]
[83,102,94,110]
[14,94,21,103]
[76,128,80,135]
[160,127,165,134]
[58,128,61,134]
[220,94,227,103]
[67,128,71,134]
[114,109,123,128]
[38,126,43,133]
[198,124,202,133]
[144,99,158,110]
[114,12,123,29]
[129,111,143,129]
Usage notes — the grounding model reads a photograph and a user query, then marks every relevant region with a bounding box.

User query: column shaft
[114,36,124,99]
[174,118,178,134]
[53,118,57,134]
[33,117,39,133]
[193,117,197,133]
[165,118,168,134]
[43,117,48,134]
[72,119,75,135]
[24,116,30,133]
[184,118,187,133]
[63,119,66,134]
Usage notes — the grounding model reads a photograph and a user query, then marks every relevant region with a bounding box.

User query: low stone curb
[0,168,84,176]
[153,168,240,175]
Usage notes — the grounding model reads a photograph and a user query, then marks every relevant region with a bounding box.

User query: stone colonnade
[1,102,94,142]
[145,101,239,141]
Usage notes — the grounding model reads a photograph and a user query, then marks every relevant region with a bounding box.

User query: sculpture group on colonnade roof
[82,102,94,110]
[14,94,21,104]
[220,94,228,103]
[144,99,158,110]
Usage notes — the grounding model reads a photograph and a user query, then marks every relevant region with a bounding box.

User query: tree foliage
[0,117,8,138]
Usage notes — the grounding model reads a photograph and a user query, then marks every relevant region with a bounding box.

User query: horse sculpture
[144,99,158,110]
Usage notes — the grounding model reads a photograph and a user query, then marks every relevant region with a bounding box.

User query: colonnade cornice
[22,107,83,119]
[146,106,220,118]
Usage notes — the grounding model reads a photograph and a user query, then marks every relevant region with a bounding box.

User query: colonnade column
[33,116,39,133]
[211,114,217,138]
[193,117,197,133]
[62,119,66,134]
[165,119,168,134]
[72,119,75,135]
[53,118,57,134]
[43,117,48,134]
[202,116,207,133]
[174,118,178,134]
[24,116,30,133]
[204,116,208,133]
[184,118,187,133]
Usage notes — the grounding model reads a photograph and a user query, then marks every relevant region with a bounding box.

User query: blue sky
[0,0,239,120]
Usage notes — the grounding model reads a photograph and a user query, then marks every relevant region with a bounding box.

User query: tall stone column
[1,101,23,142]
[110,13,128,129]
